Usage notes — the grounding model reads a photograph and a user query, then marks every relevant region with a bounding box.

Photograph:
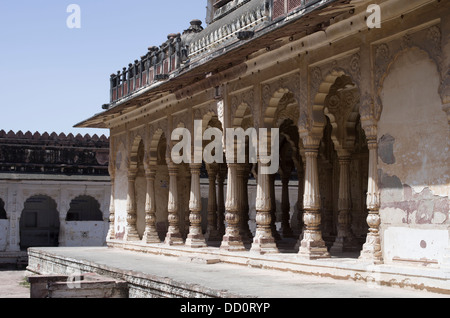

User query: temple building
[75,0,449,273]
[0,130,110,266]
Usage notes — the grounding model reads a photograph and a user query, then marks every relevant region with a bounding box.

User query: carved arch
[373,25,447,121]
[232,103,254,129]
[128,135,144,173]
[264,88,300,128]
[148,128,166,166]
[322,75,360,152]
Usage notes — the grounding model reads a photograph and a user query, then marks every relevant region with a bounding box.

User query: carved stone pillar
[359,124,382,263]
[124,171,140,241]
[269,174,281,241]
[205,165,221,241]
[298,137,330,259]
[107,169,115,241]
[237,164,253,243]
[250,162,279,254]
[164,163,183,245]
[331,153,357,252]
[186,163,207,248]
[183,172,191,238]
[296,162,305,238]
[142,168,160,244]
[281,173,294,238]
[220,163,245,251]
[216,164,226,236]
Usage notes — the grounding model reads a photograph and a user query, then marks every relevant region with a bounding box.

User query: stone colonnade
[110,110,381,263]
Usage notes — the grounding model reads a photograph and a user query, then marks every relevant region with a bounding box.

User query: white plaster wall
[378,48,450,264]
[384,227,449,265]
[64,221,108,247]
[0,179,110,254]
[379,48,449,198]
[114,166,128,240]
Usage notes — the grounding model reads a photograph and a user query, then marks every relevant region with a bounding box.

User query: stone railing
[188,0,270,58]
[107,0,335,105]
[109,33,184,104]
[272,0,323,20]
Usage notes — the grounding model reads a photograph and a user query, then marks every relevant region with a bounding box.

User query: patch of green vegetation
[19,277,30,289]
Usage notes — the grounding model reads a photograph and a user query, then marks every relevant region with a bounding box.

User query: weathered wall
[378,48,450,265]
[64,221,108,247]
[0,179,110,257]
[114,143,128,240]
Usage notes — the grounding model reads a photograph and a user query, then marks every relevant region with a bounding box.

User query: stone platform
[26,241,450,298]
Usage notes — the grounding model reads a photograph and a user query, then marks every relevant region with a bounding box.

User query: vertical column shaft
[281,173,294,238]
[250,162,279,254]
[143,169,160,244]
[124,172,140,241]
[220,163,245,251]
[186,163,207,247]
[165,163,183,245]
[206,165,221,241]
[298,139,330,259]
[107,175,116,241]
[331,154,357,252]
[359,137,382,263]
[217,165,226,236]
[237,164,252,243]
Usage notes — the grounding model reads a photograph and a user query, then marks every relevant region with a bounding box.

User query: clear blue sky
[0,1,207,137]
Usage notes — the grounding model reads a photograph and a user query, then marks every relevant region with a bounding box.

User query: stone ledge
[106,240,450,295]
[28,273,128,298]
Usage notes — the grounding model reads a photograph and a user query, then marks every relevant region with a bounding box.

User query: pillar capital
[144,165,157,178]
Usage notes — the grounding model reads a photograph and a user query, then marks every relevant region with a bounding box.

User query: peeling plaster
[380,175,449,225]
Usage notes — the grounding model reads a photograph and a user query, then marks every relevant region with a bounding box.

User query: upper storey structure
[76,0,353,128]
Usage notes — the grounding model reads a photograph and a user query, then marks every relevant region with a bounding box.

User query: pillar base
[185,233,207,248]
[250,237,279,255]
[124,228,140,242]
[106,229,115,241]
[142,229,160,244]
[359,234,383,264]
[298,231,330,259]
[164,233,184,246]
[220,234,245,252]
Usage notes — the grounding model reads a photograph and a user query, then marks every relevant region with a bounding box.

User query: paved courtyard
[0,270,30,298]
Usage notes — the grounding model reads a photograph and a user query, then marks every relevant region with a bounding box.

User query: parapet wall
[0,130,109,175]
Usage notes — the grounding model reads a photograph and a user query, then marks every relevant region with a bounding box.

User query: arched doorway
[0,199,6,219]
[66,196,103,221]
[20,196,60,250]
